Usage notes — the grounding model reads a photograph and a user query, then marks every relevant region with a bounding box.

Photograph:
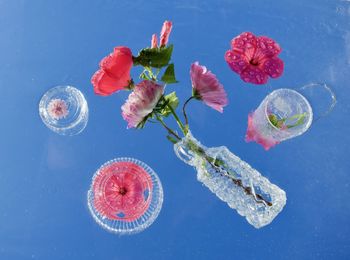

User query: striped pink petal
[121,80,164,128]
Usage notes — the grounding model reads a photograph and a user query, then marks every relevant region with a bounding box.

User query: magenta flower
[245,113,279,150]
[121,80,164,128]
[47,99,69,120]
[160,21,172,47]
[190,62,228,113]
[225,32,284,85]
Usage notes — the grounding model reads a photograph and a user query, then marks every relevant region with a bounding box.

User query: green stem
[155,114,181,141]
[207,158,272,206]
[182,96,195,127]
[145,66,156,80]
[160,96,186,135]
[269,112,307,129]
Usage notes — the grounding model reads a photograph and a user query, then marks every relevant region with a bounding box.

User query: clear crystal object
[39,85,89,136]
[251,88,313,143]
[87,157,164,235]
[174,132,286,228]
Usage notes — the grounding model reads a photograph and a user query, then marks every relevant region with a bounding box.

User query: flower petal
[225,50,249,74]
[100,46,133,79]
[121,80,164,128]
[231,32,257,60]
[245,113,279,150]
[91,69,130,96]
[262,57,284,78]
[151,34,158,48]
[255,36,281,58]
[240,65,268,85]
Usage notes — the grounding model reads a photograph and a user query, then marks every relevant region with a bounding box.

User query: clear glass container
[246,88,313,150]
[39,85,89,136]
[87,157,164,235]
[174,132,286,228]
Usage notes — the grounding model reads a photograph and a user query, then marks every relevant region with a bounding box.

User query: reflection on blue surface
[0,0,349,259]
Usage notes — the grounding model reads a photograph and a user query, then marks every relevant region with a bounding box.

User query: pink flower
[225,32,284,85]
[47,99,69,120]
[190,62,228,113]
[160,21,172,47]
[245,113,279,150]
[121,80,164,128]
[93,161,152,221]
[91,46,133,96]
[151,34,158,48]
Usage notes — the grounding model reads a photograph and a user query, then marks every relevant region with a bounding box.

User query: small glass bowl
[39,85,88,136]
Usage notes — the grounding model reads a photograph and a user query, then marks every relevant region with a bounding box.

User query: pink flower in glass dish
[190,62,228,113]
[47,98,69,120]
[121,80,164,128]
[225,32,284,85]
[245,113,279,150]
[93,161,153,221]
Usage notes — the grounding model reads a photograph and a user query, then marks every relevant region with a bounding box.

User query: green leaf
[268,114,279,127]
[159,92,179,117]
[287,113,306,129]
[161,63,178,84]
[133,45,174,68]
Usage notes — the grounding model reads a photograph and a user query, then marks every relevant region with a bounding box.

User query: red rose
[91,46,133,96]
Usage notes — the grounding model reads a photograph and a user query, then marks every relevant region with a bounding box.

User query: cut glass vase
[174,132,286,228]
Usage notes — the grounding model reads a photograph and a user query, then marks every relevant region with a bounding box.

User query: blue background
[0,0,349,259]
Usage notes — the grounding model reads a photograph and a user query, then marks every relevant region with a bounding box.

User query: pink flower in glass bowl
[225,32,284,85]
[47,99,69,120]
[190,62,228,113]
[92,160,153,222]
[121,80,164,128]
